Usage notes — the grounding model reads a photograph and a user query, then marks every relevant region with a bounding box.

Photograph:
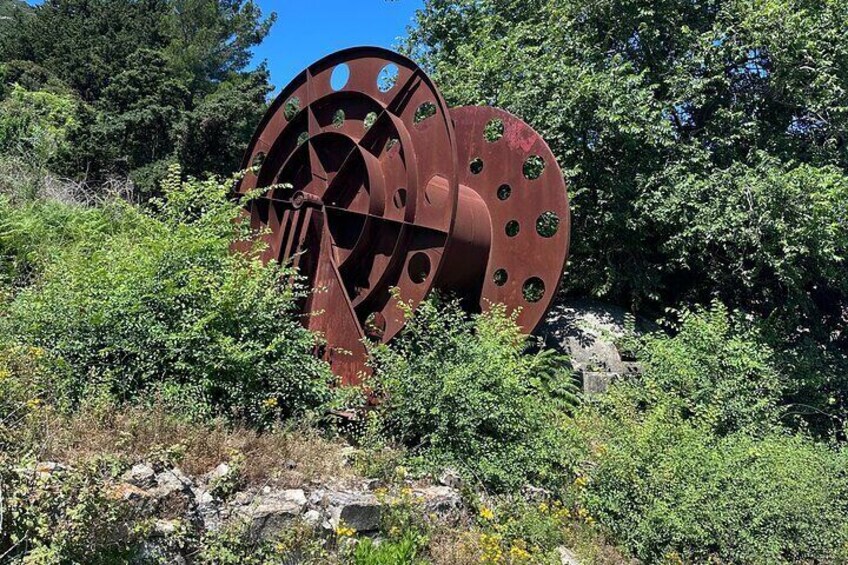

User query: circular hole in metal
[378,63,399,92]
[251,152,266,169]
[385,138,399,153]
[296,132,309,146]
[484,119,504,142]
[493,269,508,286]
[523,155,545,180]
[497,184,511,201]
[523,277,546,303]
[536,211,560,238]
[284,96,301,120]
[408,252,431,284]
[364,312,386,340]
[364,111,378,131]
[470,158,484,175]
[332,109,345,128]
[505,220,520,237]
[330,63,350,90]
[393,188,407,209]
[414,101,437,124]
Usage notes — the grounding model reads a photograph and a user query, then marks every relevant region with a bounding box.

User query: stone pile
[113,461,463,561]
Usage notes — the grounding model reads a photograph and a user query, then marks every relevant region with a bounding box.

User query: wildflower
[335,524,355,537]
[479,533,504,563]
[262,397,279,409]
[538,502,549,513]
[509,541,531,561]
[573,475,589,488]
[480,506,495,521]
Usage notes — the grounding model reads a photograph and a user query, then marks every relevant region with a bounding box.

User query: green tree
[406,0,848,429]
[406,0,848,321]
[0,0,275,184]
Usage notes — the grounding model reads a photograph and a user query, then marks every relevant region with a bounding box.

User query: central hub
[291,191,322,209]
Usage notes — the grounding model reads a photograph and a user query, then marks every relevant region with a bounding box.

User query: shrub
[636,302,785,435]
[0,84,78,163]
[0,343,60,453]
[0,458,140,563]
[576,403,848,564]
[353,531,429,565]
[371,297,581,491]
[569,303,848,563]
[2,167,336,424]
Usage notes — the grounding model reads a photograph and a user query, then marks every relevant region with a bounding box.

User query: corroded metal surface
[236,47,570,384]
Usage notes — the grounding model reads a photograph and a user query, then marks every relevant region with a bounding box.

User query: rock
[521,485,553,501]
[414,486,463,515]
[285,459,297,470]
[152,519,180,537]
[123,463,157,489]
[194,489,225,532]
[152,468,195,516]
[558,547,581,565]
[538,298,655,393]
[325,491,382,532]
[133,541,187,565]
[438,468,463,489]
[303,509,322,527]
[156,468,192,493]
[205,462,231,483]
[231,489,307,540]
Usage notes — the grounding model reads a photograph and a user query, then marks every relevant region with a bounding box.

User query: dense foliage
[0,0,274,188]
[370,298,581,491]
[0,169,336,425]
[406,0,848,432]
[568,307,848,563]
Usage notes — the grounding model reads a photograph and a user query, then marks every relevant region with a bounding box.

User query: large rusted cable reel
[236,47,570,384]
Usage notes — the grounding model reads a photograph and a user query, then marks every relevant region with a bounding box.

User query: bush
[576,405,848,564]
[353,531,428,565]
[569,304,848,563]
[637,302,785,435]
[2,167,336,424]
[371,297,580,491]
[0,458,140,563]
[0,344,60,453]
[0,84,78,163]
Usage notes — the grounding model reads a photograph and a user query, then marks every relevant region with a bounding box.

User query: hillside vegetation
[1,0,847,563]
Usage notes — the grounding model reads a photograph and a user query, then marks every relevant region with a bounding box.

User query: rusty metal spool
[236,47,570,384]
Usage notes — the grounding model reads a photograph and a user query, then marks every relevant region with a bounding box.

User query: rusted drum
[236,47,570,384]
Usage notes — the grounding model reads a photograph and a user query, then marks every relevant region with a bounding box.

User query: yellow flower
[573,475,589,488]
[335,525,355,537]
[262,397,279,409]
[538,502,549,513]
[479,506,495,521]
[509,542,531,561]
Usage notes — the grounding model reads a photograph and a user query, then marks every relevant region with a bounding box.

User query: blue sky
[25,0,425,93]
[253,0,424,92]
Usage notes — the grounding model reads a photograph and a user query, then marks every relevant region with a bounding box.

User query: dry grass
[36,402,355,486]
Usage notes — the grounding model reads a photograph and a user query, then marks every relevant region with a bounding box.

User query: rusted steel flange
[236,47,570,384]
